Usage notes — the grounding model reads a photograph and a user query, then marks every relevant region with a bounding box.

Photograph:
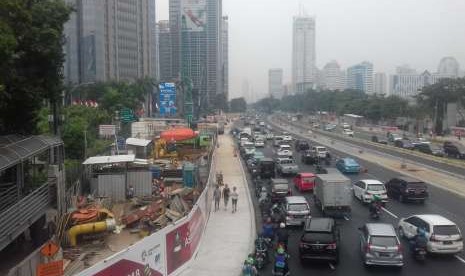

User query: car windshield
[274,184,288,190]
[407,182,426,189]
[433,225,460,235]
[316,147,326,152]
[367,184,385,191]
[302,177,314,183]
[302,232,334,243]
[345,159,358,166]
[288,203,308,211]
[370,236,397,247]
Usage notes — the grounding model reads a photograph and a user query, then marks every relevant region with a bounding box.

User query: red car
[293,173,316,192]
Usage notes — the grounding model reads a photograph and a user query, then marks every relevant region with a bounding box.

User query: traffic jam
[234,115,465,276]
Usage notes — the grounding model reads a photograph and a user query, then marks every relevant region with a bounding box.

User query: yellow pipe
[68,218,116,247]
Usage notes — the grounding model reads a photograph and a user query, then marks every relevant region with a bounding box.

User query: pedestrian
[223,184,230,210]
[213,185,221,211]
[231,186,239,213]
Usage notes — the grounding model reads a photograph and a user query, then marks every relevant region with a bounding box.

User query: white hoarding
[181,0,206,32]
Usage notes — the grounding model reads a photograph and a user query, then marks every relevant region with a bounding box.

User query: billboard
[158,83,177,116]
[181,0,206,32]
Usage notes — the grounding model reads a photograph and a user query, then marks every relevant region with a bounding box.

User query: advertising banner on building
[158,83,177,116]
[181,0,206,32]
[77,229,165,276]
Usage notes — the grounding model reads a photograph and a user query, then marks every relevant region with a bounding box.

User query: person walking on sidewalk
[231,186,239,213]
[213,185,221,211]
[223,184,231,210]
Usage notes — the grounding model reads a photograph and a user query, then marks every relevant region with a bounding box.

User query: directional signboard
[120,108,136,123]
[158,83,177,116]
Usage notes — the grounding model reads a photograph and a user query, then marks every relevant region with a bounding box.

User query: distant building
[346,61,374,94]
[158,20,173,82]
[390,70,452,100]
[169,0,223,111]
[269,69,284,99]
[374,72,387,95]
[396,64,417,75]
[222,16,229,101]
[292,16,316,94]
[63,0,157,84]
[321,61,345,91]
[438,56,460,77]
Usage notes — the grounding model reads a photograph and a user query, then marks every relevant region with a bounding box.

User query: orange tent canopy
[160,128,197,141]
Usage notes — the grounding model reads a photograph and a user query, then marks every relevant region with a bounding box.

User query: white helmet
[280,222,285,228]
[261,187,267,192]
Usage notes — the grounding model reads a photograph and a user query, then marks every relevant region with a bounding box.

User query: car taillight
[299,242,305,249]
[288,189,292,195]
[397,244,402,253]
[365,244,372,252]
[326,243,337,250]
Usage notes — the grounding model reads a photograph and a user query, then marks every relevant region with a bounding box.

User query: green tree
[229,97,247,113]
[0,0,72,134]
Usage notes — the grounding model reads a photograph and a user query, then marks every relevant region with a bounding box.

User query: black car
[258,158,275,179]
[301,150,318,165]
[394,139,415,150]
[414,143,444,157]
[299,218,339,264]
[385,176,428,203]
[443,141,465,159]
[295,140,310,152]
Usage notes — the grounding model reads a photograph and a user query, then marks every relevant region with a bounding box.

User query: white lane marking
[381,207,399,219]
[455,254,465,264]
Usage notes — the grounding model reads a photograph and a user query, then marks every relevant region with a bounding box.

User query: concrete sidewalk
[179,127,256,276]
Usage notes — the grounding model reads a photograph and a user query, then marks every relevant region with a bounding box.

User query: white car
[312,146,328,159]
[352,179,388,204]
[277,145,293,157]
[398,214,463,254]
[283,135,293,142]
[254,139,265,148]
[343,129,354,137]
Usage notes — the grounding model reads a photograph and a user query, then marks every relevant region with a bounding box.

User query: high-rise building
[292,16,316,94]
[169,0,223,112]
[63,0,157,84]
[346,61,374,94]
[438,57,460,77]
[221,16,229,101]
[396,64,417,75]
[158,20,173,82]
[321,61,345,91]
[390,70,453,100]
[374,72,387,95]
[268,69,284,99]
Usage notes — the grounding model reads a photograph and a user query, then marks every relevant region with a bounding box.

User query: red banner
[92,259,162,276]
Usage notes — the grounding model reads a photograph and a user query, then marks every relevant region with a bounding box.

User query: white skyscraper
[321,61,345,91]
[438,57,460,77]
[269,69,284,99]
[374,72,387,95]
[292,16,316,94]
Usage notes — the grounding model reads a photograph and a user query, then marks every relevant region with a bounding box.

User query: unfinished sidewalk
[178,126,256,276]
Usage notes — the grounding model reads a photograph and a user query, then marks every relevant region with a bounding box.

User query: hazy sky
[156,0,465,100]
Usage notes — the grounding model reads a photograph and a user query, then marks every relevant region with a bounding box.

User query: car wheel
[398,226,405,238]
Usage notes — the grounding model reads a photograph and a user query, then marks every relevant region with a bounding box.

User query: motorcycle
[413,246,427,261]
[272,257,290,276]
[369,203,381,220]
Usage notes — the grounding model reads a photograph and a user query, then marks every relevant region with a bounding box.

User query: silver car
[359,223,403,267]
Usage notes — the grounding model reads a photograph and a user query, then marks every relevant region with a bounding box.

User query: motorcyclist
[262,217,274,240]
[242,254,258,276]
[273,246,290,275]
[411,227,428,252]
[369,195,382,216]
[258,186,268,205]
[275,222,290,250]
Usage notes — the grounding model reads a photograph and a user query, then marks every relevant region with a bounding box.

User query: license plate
[444,241,453,245]
[379,253,390,257]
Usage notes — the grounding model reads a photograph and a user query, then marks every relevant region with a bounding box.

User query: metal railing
[0,183,18,212]
[0,182,51,252]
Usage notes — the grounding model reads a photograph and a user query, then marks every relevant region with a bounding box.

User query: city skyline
[157,0,465,101]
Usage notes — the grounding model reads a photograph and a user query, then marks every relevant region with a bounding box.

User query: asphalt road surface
[235,120,465,276]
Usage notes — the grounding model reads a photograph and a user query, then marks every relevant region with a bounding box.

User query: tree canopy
[0,0,71,134]
[229,97,247,113]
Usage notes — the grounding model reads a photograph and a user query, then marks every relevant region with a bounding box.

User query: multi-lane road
[237,119,465,276]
